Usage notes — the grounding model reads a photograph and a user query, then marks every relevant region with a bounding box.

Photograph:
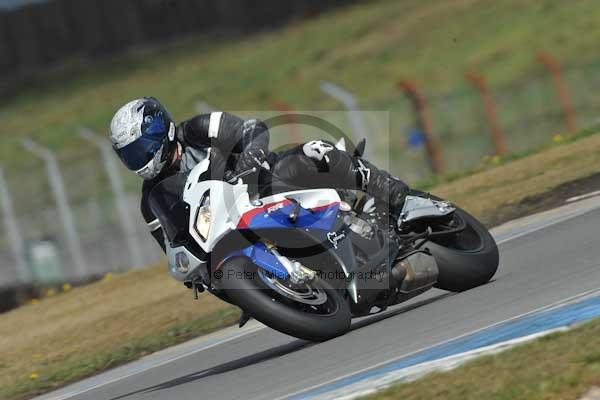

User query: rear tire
[411,191,499,292]
[216,258,351,341]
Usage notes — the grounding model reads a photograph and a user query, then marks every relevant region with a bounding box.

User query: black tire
[411,191,499,292]
[216,257,351,342]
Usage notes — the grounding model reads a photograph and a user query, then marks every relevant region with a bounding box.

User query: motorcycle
[149,155,499,342]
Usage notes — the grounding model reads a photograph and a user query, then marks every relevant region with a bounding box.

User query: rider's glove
[234,147,267,176]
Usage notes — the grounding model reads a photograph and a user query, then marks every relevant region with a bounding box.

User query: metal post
[79,127,145,269]
[537,52,578,133]
[0,166,30,284]
[21,138,88,279]
[465,71,508,156]
[398,80,445,174]
[319,81,378,162]
[195,101,215,114]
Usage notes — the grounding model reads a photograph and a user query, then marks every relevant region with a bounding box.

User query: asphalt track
[36,196,600,400]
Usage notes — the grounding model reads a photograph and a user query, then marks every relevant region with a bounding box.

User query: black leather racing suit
[141,112,409,251]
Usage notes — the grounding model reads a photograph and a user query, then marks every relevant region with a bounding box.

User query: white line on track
[492,194,600,245]
[566,190,600,203]
[34,322,267,400]
[495,207,595,245]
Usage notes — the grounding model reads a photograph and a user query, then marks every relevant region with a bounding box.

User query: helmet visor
[115,135,166,171]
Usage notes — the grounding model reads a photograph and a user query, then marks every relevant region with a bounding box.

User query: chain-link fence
[385,57,600,182]
[0,142,163,290]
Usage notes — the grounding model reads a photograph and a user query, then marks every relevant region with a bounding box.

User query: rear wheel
[411,191,499,292]
[216,258,351,341]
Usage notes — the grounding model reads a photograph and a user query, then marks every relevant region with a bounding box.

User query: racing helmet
[109,97,176,180]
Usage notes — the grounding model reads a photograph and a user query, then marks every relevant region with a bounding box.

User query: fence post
[398,80,445,174]
[0,166,30,284]
[79,128,145,269]
[195,101,215,114]
[21,138,88,280]
[271,100,303,144]
[537,52,578,133]
[465,71,508,156]
[319,81,379,163]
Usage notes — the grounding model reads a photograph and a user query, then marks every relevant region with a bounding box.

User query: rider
[109,97,410,251]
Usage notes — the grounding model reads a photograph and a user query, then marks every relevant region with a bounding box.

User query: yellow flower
[62,283,72,292]
[27,299,39,305]
[29,372,39,380]
[491,155,502,165]
[552,134,563,143]
[46,288,56,297]
[103,272,113,282]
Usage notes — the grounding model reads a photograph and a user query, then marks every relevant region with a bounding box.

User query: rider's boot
[351,156,409,219]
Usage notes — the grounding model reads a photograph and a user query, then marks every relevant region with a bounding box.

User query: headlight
[195,191,211,241]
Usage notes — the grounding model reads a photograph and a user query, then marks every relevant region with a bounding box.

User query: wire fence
[1,55,599,293]
[385,56,600,182]
[0,145,162,291]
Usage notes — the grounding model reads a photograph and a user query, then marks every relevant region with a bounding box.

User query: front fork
[216,241,316,286]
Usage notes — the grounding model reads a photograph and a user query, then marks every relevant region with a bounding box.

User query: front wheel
[215,258,351,341]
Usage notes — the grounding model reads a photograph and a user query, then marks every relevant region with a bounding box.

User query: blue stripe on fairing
[244,203,339,231]
[291,294,600,400]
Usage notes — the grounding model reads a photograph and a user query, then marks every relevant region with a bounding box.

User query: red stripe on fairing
[311,202,340,212]
[236,200,340,229]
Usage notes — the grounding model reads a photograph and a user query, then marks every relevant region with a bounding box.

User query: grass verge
[1,130,599,400]
[431,130,600,225]
[4,306,240,400]
[363,317,600,400]
[0,265,240,400]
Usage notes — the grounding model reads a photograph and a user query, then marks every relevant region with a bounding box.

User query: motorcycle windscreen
[148,173,191,245]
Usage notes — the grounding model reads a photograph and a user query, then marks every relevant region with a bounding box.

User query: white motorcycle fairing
[167,160,341,282]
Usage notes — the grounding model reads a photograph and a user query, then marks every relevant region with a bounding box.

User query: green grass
[0,261,242,400]
[364,317,600,400]
[2,301,240,400]
[3,0,600,172]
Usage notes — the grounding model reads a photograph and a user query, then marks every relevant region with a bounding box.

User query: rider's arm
[177,112,269,154]
[141,180,166,253]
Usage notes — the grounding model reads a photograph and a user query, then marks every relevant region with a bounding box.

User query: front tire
[216,258,351,341]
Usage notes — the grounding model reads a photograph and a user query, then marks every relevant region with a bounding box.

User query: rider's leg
[350,156,409,214]
[271,140,409,214]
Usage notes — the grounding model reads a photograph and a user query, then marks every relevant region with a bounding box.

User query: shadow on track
[108,339,311,400]
[349,292,455,332]
[109,292,454,399]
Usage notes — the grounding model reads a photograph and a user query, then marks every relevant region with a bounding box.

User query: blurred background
[1,0,600,310]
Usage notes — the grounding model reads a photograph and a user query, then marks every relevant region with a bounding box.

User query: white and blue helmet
[109,97,176,180]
